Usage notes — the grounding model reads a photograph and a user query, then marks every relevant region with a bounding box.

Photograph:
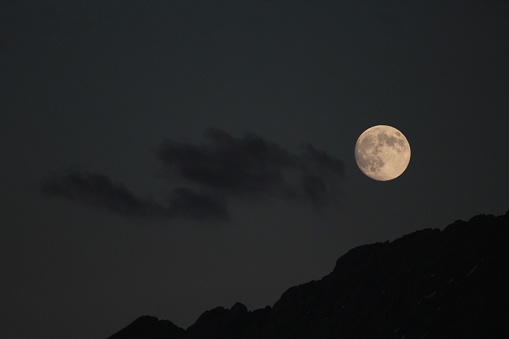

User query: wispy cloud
[41,171,168,218]
[41,171,229,221]
[41,129,344,222]
[157,129,344,205]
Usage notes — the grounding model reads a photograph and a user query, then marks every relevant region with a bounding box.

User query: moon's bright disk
[354,125,411,181]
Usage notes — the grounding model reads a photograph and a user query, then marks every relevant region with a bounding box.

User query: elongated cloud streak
[42,129,344,222]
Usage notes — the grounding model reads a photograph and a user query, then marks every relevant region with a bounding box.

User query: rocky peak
[107,211,509,339]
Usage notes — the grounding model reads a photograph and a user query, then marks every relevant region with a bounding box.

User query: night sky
[1,1,509,338]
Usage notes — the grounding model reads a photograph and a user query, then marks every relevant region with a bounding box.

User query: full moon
[354,125,411,181]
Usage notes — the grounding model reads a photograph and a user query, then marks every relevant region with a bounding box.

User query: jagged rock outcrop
[106,210,509,338]
[185,302,271,339]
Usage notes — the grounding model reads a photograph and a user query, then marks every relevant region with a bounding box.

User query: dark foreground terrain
[107,210,509,338]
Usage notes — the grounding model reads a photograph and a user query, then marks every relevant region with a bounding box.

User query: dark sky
[1,1,508,338]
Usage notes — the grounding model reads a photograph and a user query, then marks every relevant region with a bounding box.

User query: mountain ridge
[107,210,509,338]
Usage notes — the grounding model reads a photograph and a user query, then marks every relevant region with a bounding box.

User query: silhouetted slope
[185,303,271,339]
[106,315,184,339]
[106,210,509,339]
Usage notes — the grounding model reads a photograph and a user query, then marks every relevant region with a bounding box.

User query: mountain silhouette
[106,210,509,338]
[106,316,184,339]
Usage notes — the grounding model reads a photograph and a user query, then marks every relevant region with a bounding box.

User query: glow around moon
[354,125,411,181]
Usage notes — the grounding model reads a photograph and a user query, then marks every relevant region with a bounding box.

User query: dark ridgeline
[107,210,509,339]
[106,316,184,339]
